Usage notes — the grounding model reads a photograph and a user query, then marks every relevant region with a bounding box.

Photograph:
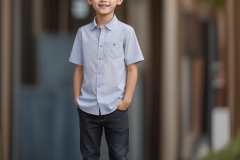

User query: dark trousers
[77,107,129,160]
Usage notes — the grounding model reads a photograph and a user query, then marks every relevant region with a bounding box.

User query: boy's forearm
[123,66,138,104]
[73,66,84,106]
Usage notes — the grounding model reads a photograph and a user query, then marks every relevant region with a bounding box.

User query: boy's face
[87,0,123,15]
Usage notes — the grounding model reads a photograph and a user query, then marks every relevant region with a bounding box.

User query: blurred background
[1,0,240,160]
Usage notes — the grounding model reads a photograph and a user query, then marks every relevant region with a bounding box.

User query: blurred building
[0,0,240,160]
[160,0,240,160]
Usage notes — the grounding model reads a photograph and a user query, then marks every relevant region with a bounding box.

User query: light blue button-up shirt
[69,13,145,115]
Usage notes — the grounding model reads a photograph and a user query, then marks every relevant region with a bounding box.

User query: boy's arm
[73,64,84,108]
[118,27,144,110]
[123,62,138,106]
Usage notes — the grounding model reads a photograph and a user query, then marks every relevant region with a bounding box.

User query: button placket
[97,27,105,104]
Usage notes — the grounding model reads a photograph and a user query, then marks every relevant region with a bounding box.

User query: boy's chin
[97,10,114,15]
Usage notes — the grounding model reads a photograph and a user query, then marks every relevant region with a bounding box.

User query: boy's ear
[87,0,92,5]
[117,0,123,5]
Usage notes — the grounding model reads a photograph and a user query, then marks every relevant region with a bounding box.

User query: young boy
[69,0,144,159]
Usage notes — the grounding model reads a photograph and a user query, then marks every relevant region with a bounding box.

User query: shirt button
[98,72,101,74]
[99,58,101,60]
[98,85,100,87]
[98,97,100,99]
[102,33,103,35]
[100,45,102,47]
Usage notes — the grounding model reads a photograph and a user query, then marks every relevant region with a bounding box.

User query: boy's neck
[95,12,114,28]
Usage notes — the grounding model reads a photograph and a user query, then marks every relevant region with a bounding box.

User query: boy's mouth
[98,4,110,8]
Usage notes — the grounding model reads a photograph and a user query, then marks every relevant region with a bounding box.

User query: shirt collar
[91,13,118,31]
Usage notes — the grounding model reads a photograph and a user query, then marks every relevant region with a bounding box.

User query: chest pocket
[106,41,124,59]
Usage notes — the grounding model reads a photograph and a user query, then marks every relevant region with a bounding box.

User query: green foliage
[195,0,226,10]
[198,129,240,160]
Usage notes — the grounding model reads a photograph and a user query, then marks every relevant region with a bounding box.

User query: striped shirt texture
[69,13,145,115]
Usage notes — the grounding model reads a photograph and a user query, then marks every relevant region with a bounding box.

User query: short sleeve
[124,27,145,65]
[69,28,83,66]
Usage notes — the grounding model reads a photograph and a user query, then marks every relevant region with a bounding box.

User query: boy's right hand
[74,98,78,109]
[75,104,79,109]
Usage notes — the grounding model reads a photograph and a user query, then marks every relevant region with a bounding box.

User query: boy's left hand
[116,100,131,111]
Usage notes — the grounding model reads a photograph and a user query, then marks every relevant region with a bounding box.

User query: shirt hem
[78,106,118,116]
[125,55,145,65]
[69,59,83,66]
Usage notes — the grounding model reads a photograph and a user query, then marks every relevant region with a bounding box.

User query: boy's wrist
[74,95,80,104]
[123,97,131,105]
